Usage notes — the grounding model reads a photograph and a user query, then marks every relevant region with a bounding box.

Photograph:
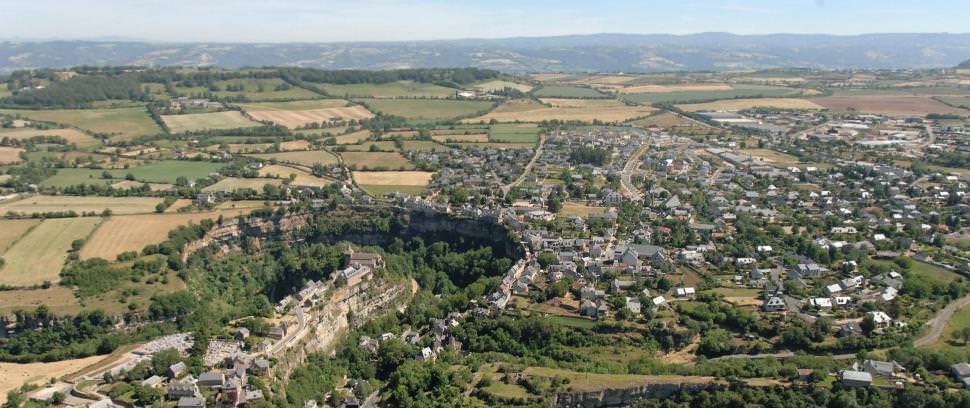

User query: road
[619,143,649,200]
[501,132,547,196]
[267,306,306,355]
[913,293,970,347]
[708,350,855,362]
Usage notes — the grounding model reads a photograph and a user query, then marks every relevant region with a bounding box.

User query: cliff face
[555,382,722,408]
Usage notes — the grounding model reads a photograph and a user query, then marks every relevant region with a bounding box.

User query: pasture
[119,160,225,184]
[319,81,457,98]
[473,80,533,92]
[0,195,162,216]
[617,83,734,94]
[0,146,23,164]
[246,106,374,129]
[532,86,605,98]
[0,219,41,253]
[211,78,320,101]
[468,99,654,123]
[358,99,493,120]
[399,141,447,152]
[352,171,434,186]
[676,98,824,112]
[0,355,108,405]
[161,111,262,133]
[0,217,102,286]
[258,164,335,187]
[0,127,101,148]
[432,133,489,143]
[79,209,254,260]
[238,99,348,111]
[490,124,540,143]
[0,107,162,140]
[623,84,802,104]
[810,96,968,116]
[332,130,372,144]
[340,152,415,170]
[202,177,282,192]
[250,150,340,166]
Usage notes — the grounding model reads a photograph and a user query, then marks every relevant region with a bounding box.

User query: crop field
[110,180,172,191]
[530,73,577,82]
[468,99,654,123]
[473,80,533,92]
[238,99,348,111]
[810,96,969,116]
[532,86,606,98]
[559,202,608,217]
[937,96,970,109]
[40,168,117,188]
[119,160,225,183]
[676,98,825,112]
[0,146,23,164]
[738,149,803,166]
[258,164,335,187]
[247,105,374,128]
[207,140,312,153]
[0,219,41,253]
[161,111,262,133]
[566,74,638,86]
[0,217,102,286]
[0,107,162,140]
[432,133,489,143]
[0,286,81,317]
[0,355,108,405]
[623,85,802,104]
[631,111,709,130]
[0,195,162,216]
[79,209,254,260]
[318,81,457,98]
[202,177,282,192]
[0,127,101,148]
[358,99,493,120]
[452,142,535,149]
[353,171,434,186]
[617,83,734,94]
[340,152,415,170]
[359,185,426,196]
[211,78,320,100]
[399,141,447,152]
[339,141,396,151]
[538,98,624,108]
[250,150,340,166]
[332,130,372,144]
[489,124,540,143]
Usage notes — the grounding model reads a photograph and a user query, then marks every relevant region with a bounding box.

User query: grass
[558,202,608,217]
[473,80,533,92]
[0,147,23,164]
[258,164,336,187]
[873,259,960,283]
[0,217,102,286]
[358,184,426,196]
[0,107,162,141]
[358,99,493,120]
[161,111,262,133]
[0,355,108,405]
[202,177,282,192]
[468,99,654,123]
[399,140,448,152]
[489,124,540,143]
[352,171,434,186]
[246,105,374,128]
[250,150,340,167]
[0,195,162,216]
[237,99,348,111]
[211,78,320,101]
[623,84,803,104]
[319,81,457,98]
[0,219,41,253]
[0,127,101,149]
[532,86,605,98]
[523,367,715,392]
[119,160,225,184]
[547,315,597,329]
[340,151,415,170]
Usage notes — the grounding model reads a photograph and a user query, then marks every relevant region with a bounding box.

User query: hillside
[3,32,970,73]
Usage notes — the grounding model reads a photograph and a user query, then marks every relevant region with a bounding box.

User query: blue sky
[1,0,967,42]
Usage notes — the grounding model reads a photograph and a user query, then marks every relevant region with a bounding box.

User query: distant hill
[959,59,970,68]
[2,33,970,73]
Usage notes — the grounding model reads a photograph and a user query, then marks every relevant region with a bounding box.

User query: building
[840,370,873,387]
[344,246,385,270]
[198,372,225,387]
[167,381,198,400]
[177,396,206,408]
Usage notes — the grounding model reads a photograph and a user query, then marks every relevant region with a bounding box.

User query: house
[869,311,893,329]
[580,301,599,317]
[344,247,385,270]
[196,191,218,206]
[177,396,206,408]
[840,370,873,387]
[235,327,250,340]
[839,322,863,337]
[198,372,225,387]
[951,363,970,385]
[762,296,787,312]
[141,375,164,388]
[651,296,667,309]
[341,264,372,288]
[252,358,270,375]
[625,297,641,315]
[168,361,187,379]
[674,287,696,298]
[809,298,832,309]
[863,360,904,378]
[611,279,636,294]
[168,381,198,400]
[823,284,843,296]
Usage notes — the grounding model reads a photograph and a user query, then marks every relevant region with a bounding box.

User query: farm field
[250,150,339,166]
[489,123,540,143]
[936,96,970,109]
[810,96,969,116]
[338,141,396,152]
[120,160,225,184]
[110,180,172,191]
[246,105,373,128]
[559,202,608,217]
[0,146,23,164]
[399,140,447,152]
[676,98,825,112]
[0,107,162,140]
[538,98,625,108]
[40,168,118,188]
[332,130,371,144]
[0,286,82,317]
[0,217,102,286]
[623,85,802,104]
[358,99,493,120]
[318,81,457,98]
[0,195,163,216]
[340,152,415,170]
[211,78,320,101]
[0,219,41,253]
[237,99,348,111]
[473,80,533,92]
[617,83,734,94]
[202,177,282,192]
[257,165,335,187]
[432,133,489,143]
[0,127,101,148]
[79,209,255,260]
[0,355,108,405]
[161,111,261,133]
[468,99,654,123]
[532,85,605,98]
[352,171,434,186]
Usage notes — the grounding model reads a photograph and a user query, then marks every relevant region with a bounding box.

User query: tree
[536,252,557,269]
[860,314,876,335]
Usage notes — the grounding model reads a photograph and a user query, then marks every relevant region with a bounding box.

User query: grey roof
[953,363,970,378]
[841,370,872,383]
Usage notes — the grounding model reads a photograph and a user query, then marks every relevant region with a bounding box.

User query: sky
[0,0,967,43]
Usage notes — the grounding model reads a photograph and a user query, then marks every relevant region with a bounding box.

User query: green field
[0,128,101,149]
[399,140,448,152]
[161,111,262,133]
[115,161,225,183]
[211,78,321,101]
[873,259,960,283]
[237,99,348,111]
[489,124,540,143]
[359,184,426,196]
[357,99,493,120]
[547,315,597,329]
[40,168,115,188]
[0,217,102,286]
[622,84,803,104]
[320,81,457,98]
[532,86,606,98]
[936,96,970,110]
[0,107,162,140]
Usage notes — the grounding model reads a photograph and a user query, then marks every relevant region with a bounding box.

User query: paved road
[501,133,547,196]
[620,143,649,200]
[913,293,970,347]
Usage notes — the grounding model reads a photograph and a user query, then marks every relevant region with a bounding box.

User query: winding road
[913,293,970,347]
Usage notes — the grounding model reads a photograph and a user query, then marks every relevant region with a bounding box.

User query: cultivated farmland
[0,107,162,140]
[617,83,734,94]
[332,130,372,144]
[120,161,225,184]
[532,86,605,98]
[0,127,101,148]
[246,106,374,128]
[468,99,654,123]
[473,80,534,92]
[340,152,416,170]
[0,219,41,253]
[0,195,163,216]
[238,99,348,111]
[354,171,433,196]
[490,124,540,143]
[258,164,335,187]
[810,96,968,116]
[0,146,23,164]
[161,111,262,133]
[676,98,825,112]
[358,99,493,120]
[0,217,102,286]
[211,78,320,101]
[202,177,282,192]
[318,81,457,98]
[250,150,340,167]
